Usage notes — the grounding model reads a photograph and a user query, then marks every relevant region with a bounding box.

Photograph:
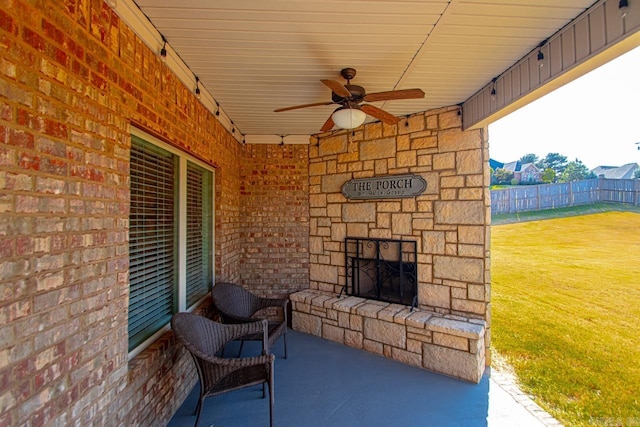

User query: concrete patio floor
[168,330,560,427]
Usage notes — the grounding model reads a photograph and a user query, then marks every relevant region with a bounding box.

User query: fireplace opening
[342,237,417,309]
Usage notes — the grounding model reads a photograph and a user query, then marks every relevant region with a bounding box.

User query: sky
[488,45,640,170]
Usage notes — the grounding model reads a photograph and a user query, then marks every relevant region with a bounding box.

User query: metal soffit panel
[129,0,601,139]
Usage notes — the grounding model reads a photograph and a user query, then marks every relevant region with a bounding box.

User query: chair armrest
[203,352,275,367]
[219,311,255,324]
[255,297,290,312]
[225,319,269,342]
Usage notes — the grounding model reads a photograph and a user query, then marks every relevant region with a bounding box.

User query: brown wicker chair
[171,312,275,427]
[210,282,289,359]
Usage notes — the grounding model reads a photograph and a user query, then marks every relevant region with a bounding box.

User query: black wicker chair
[171,312,275,427]
[210,282,289,359]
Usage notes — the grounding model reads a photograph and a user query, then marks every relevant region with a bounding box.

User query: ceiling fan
[274,68,425,132]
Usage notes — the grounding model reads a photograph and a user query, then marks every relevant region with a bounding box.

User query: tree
[519,153,539,164]
[558,159,596,182]
[541,168,556,183]
[537,153,568,175]
[634,168,640,179]
[494,168,514,185]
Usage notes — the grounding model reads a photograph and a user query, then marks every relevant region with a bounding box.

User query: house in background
[591,163,639,179]
[489,159,504,171]
[497,160,543,184]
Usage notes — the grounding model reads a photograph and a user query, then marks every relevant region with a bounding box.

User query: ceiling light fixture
[331,106,366,130]
[619,0,629,18]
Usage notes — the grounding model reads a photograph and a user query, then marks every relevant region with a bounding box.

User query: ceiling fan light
[331,107,366,129]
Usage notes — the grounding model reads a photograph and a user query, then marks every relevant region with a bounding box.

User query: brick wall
[308,107,492,363]
[0,1,308,425]
[240,144,310,297]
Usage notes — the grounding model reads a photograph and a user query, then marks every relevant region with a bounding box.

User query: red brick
[8,128,35,149]
[22,27,46,52]
[40,157,68,176]
[41,19,64,45]
[0,236,15,258]
[36,136,66,158]
[38,117,68,139]
[50,45,69,67]
[18,153,40,170]
[71,59,89,79]
[0,102,12,120]
[0,9,17,35]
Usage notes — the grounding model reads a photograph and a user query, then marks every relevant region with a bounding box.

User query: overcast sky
[488,45,640,170]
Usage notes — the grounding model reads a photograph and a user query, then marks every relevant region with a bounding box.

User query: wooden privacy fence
[491,178,640,215]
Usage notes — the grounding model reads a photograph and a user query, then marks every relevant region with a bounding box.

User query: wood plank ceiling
[131,0,598,138]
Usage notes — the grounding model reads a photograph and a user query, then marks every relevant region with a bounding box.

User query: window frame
[128,128,215,359]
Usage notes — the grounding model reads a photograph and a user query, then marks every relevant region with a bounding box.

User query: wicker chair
[171,312,275,427]
[210,282,289,359]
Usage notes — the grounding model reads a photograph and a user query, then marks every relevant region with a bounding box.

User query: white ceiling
[131,0,596,137]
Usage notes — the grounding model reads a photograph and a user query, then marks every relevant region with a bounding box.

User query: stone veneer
[303,106,492,378]
[291,290,486,383]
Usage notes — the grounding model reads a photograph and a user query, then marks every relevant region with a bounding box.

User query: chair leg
[262,382,266,398]
[194,396,205,427]
[237,340,245,357]
[283,332,287,359]
[268,375,274,427]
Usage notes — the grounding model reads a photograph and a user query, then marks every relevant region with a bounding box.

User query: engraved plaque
[341,174,427,200]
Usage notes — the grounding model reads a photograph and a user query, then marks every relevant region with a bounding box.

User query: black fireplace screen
[343,237,417,308]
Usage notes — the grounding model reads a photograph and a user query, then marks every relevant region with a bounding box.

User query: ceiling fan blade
[360,104,400,125]
[321,79,352,98]
[320,115,335,132]
[274,101,334,112]
[363,88,425,102]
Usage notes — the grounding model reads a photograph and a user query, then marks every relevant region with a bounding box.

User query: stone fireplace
[291,105,491,383]
[343,236,418,307]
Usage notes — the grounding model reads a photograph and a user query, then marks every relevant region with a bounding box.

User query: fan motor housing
[332,84,366,103]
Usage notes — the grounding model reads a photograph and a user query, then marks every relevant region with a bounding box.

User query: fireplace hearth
[342,237,417,308]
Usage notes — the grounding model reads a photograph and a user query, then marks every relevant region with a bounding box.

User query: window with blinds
[128,136,177,351]
[186,162,212,307]
[128,132,214,353]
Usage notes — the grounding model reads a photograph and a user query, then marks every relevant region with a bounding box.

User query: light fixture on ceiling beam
[490,77,497,101]
[537,39,548,68]
[619,0,629,18]
[160,35,167,62]
[331,106,366,130]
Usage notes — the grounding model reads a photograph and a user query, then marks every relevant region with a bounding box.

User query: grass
[492,202,640,225]
[491,210,640,426]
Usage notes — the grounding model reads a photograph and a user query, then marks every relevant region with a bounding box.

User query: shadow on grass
[491,202,640,225]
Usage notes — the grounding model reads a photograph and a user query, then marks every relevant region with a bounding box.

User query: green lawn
[491,211,640,426]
